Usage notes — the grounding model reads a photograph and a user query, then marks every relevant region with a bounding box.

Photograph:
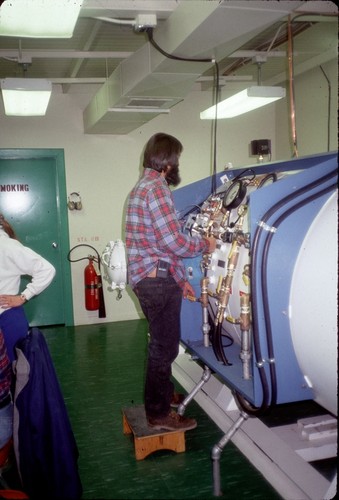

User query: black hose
[260,181,337,406]
[241,167,338,415]
[214,321,232,366]
[208,303,234,348]
[145,27,213,63]
[210,319,223,363]
[207,297,233,365]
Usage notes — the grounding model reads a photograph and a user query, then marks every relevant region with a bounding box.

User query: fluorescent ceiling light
[0,0,83,38]
[200,86,286,119]
[1,78,52,116]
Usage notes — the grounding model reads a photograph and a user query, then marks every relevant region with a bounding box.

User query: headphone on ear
[68,192,82,211]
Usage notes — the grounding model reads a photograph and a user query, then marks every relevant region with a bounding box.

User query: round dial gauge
[223,180,247,210]
[258,173,277,188]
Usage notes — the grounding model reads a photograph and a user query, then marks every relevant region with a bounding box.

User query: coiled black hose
[234,168,337,415]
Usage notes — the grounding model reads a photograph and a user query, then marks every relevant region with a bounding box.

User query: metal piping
[211,411,249,496]
[201,277,211,347]
[177,366,212,416]
[239,293,251,380]
[215,240,240,325]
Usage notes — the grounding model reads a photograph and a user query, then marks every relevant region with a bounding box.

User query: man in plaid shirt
[125,132,216,431]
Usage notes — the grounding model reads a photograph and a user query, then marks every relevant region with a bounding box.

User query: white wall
[0,59,337,325]
[276,59,338,158]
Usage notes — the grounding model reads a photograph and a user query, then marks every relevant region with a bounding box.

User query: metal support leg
[177,365,212,416]
[211,411,249,496]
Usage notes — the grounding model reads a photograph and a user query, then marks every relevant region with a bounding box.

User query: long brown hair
[143,133,183,173]
[0,214,18,239]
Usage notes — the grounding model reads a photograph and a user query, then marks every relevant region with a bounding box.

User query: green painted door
[0,150,73,326]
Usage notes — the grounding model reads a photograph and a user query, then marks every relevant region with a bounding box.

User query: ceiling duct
[83,2,218,135]
[83,1,304,135]
[83,42,206,134]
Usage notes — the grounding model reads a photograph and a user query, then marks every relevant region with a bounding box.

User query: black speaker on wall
[251,139,271,155]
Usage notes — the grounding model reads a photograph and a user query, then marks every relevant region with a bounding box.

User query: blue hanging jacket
[13,328,83,500]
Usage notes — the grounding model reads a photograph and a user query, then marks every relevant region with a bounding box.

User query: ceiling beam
[51,78,107,84]
[45,75,254,86]
[229,50,288,58]
[63,20,102,93]
[0,50,133,61]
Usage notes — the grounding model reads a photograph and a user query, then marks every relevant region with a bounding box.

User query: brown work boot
[147,411,197,431]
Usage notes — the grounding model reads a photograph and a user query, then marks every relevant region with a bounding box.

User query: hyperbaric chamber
[174,152,337,416]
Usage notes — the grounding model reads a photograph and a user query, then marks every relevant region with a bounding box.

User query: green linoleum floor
[38,319,282,500]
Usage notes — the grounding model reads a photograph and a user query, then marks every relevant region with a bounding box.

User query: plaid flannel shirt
[125,168,207,289]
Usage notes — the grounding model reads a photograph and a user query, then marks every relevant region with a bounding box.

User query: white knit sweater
[0,228,56,315]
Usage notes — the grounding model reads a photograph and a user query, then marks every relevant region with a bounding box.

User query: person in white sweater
[0,214,56,362]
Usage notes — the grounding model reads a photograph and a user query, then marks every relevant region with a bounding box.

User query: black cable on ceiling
[145,27,219,196]
[145,27,213,63]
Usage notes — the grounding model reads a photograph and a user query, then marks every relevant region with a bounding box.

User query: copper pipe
[216,275,223,295]
[215,240,240,325]
[240,293,251,332]
[287,15,298,157]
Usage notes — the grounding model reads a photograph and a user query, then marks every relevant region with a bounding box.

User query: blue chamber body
[174,152,337,414]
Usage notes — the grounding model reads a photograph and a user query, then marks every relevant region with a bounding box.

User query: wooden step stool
[122,405,186,460]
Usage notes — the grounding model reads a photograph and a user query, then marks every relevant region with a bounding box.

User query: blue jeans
[0,307,29,363]
[0,400,13,448]
[134,276,182,419]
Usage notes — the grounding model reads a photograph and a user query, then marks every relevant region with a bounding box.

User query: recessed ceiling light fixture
[0,0,83,38]
[1,78,52,116]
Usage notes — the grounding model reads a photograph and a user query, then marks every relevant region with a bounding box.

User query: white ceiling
[0,0,337,133]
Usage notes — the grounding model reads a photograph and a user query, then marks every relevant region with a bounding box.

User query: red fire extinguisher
[84,257,99,310]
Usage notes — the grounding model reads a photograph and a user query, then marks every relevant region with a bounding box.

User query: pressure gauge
[222,180,247,210]
[258,173,277,188]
